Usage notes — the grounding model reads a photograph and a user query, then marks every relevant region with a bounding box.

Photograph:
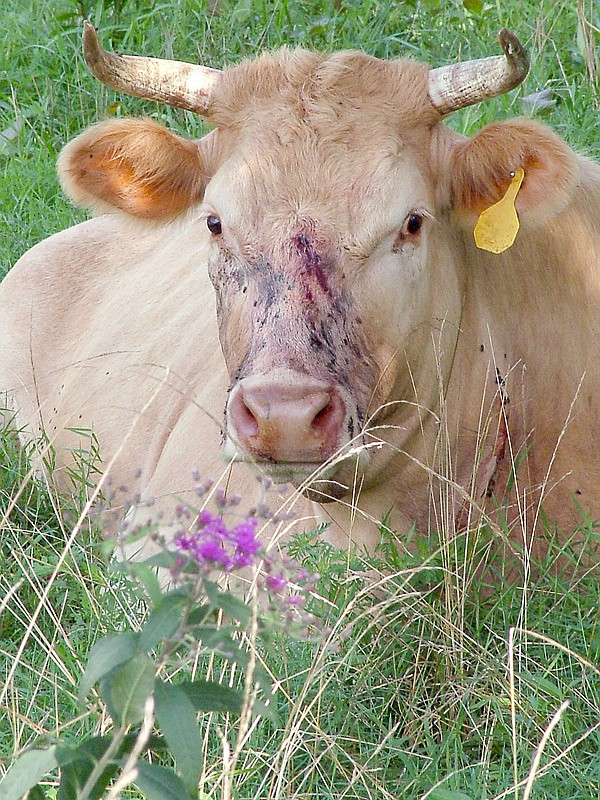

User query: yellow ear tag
[474,168,525,254]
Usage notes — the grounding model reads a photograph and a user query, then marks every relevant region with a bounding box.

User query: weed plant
[1,1,599,798]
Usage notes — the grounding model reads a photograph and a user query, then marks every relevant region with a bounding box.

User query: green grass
[1,0,599,798]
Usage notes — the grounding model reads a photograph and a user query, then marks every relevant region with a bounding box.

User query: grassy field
[1,0,599,798]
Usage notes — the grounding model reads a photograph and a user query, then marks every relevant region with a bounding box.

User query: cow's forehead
[200,49,440,248]
[211,47,438,133]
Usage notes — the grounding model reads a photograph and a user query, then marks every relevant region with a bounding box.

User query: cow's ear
[447,118,580,226]
[58,118,210,219]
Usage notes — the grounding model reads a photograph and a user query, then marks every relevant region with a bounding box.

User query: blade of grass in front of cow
[1,0,599,798]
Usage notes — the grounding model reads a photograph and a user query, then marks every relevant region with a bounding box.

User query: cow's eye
[406,212,423,235]
[206,215,222,235]
[392,211,426,252]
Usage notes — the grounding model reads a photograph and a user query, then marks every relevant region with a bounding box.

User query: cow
[0,23,598,572]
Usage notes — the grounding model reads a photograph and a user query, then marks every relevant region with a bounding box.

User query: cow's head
[59,25,578,502]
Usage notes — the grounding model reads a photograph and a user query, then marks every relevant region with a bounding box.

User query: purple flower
[173,512,262,575]
[196,538,232,569]
[231,519,261,567]
[265,573,288,593]
[174,532,192,551]
[287,595,305,607]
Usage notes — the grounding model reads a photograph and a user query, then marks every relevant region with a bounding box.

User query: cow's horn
[82,21,222,115]
[427,29,529,115]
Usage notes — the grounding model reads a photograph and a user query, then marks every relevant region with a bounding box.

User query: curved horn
[82,21,222,115]
[428,29,529,115]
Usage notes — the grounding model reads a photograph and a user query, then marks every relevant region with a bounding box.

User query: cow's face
[200,114,446,494]
[57,52,467,501]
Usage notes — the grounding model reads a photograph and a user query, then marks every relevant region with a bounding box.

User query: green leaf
[213,592,252,626]
[114,561,164,606]
[194,627,274,695]
[102,653,156,726]
[230,0,254,25]
[193,625,237,649]
[27,786,46,800]
[204,581,252,626]
[56,737,120,800]
[180,678,278,724]
[140,591,189,652]
[179,679,244,715]
[462,0,483,12]
[55,737,110,768]
[140,552,180,570]
[79,632,140,703]
[0,747,57,800]
[133,762,191,800]
[154,680,202,796]
[186,602,211,627]
[0,117,24,157]
[427,790,474,800]
[249,697,280,725]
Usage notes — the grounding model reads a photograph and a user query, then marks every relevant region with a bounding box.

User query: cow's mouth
[252,460,349,503]
[221,435,369,503]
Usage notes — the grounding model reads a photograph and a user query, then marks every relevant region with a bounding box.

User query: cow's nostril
[231,391,259,438]
[312,401,335,431]
[310,392,344,444]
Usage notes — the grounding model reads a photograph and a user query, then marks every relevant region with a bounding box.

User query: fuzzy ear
[58,118,209,219]
[447,118,580,226]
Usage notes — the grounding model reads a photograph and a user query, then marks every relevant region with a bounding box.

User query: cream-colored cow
[1,25,598,568]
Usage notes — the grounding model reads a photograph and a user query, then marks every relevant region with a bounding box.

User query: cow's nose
[228,375,345,463]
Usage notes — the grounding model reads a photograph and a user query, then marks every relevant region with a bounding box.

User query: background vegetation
[1,0,599,798]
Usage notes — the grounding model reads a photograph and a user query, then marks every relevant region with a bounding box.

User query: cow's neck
[449,173,600,541]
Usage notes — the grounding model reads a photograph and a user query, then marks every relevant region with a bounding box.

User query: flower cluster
[174,510,261,574]
[263,555,314,597]
[260,555,321,632]
[100,470,322,635]
[170,501,319,629]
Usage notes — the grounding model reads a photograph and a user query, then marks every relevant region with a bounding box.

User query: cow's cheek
[212,288,251,378]
[354,248,431,408]
[218,323,246,378]
[208,252,250,373]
